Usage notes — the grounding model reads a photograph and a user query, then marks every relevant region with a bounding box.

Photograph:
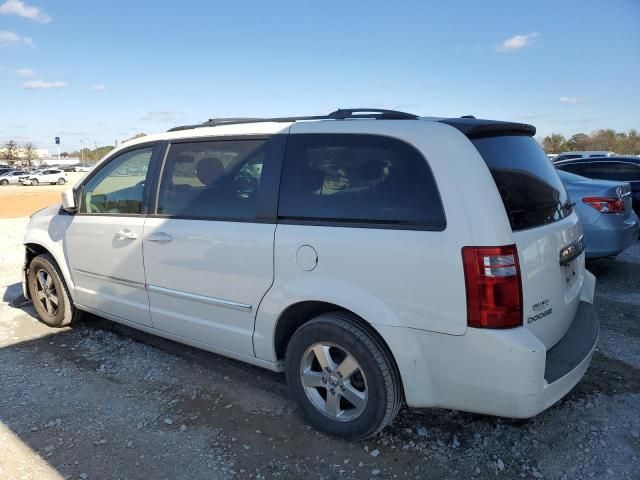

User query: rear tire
[27,253,81,328]
[0,179,8,186]
[58,178,66,185]
[285,312,402,439]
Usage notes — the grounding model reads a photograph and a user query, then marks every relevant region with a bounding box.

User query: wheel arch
[271,300,405,400]
[24,242,75,301]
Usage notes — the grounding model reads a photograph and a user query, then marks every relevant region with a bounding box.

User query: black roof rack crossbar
[168,108,418,131]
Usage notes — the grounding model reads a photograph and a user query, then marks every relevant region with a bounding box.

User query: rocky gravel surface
[0,216,638,479]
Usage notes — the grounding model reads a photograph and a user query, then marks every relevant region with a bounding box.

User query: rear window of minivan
[278,133,445,229]
[472,135,572,231]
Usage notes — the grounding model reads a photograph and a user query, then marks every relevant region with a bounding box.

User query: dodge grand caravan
[23,109,598,439]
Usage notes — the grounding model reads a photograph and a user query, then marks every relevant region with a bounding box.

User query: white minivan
[23,109,598,439]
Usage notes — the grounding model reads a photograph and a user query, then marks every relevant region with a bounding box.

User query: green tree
[618,129,640,155]
[77,146,114,162]
[567,133,591,151]
[541,129,640,155]
[95,145,115,161]
[542,133,568,154]
[1,140,19,165]
[22,142,37,166]
[589,129,618,151]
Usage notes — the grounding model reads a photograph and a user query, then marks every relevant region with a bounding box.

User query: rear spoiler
[438,118,536,138]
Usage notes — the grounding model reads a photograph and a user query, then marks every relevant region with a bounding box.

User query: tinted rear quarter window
[584,162,640,182]
[556,163,589,176]
[472,135,571,231]
[278,134,445,229]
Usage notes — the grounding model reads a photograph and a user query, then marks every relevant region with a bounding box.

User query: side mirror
[61,187,78,213]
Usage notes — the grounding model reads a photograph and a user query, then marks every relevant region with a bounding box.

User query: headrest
[196,157,225,186]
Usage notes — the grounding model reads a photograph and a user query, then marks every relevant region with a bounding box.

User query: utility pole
[94,142,98,162]
[80,139,84,165]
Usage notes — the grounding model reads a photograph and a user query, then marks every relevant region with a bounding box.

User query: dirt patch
[0,173,85,218]
[0,190,60,218]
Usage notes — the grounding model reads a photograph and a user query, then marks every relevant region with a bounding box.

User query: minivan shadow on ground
[1,269,639,479]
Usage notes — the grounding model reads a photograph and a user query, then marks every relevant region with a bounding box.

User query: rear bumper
[541,302,599,410]
[376,301,599,418]
[584,213,639,258]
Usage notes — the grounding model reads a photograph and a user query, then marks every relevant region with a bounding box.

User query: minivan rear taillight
[462,245,522,329]
[582,197,624,213]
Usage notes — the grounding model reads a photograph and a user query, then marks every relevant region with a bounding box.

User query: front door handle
[147,232,173,243]
[116,229,138,240]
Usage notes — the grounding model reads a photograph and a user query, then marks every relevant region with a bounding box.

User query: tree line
[540,129,640,155]
[61,146,116,162]
[52,133,147,161]
[1,133,147,166]
[0,140,38,166]
[1,140,116,165]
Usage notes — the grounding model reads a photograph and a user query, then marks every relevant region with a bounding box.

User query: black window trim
[277,217,446,231]
[147,134,286,224]
[556,159,640,172]
[69,131,449,231]
[276,132,447,232]
[73,140,163,217]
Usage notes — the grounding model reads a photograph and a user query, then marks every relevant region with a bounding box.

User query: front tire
[285,312,402,439]
[31,179,39,186]
[27,254,80,327]
[58,178,66,185]
[0,179,8,186]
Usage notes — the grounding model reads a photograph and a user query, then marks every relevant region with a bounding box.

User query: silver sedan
[0,170,26,186]
[558,170,639,258]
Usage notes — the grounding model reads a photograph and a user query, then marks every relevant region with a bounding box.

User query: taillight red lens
[462,245,522,329]
[582,197,624,213]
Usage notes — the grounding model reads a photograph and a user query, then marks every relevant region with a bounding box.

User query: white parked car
[0,170,26,185]
[22,109,598,439]
[20,168,68,186]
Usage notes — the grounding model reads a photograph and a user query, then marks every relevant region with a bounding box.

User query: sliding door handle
[147,232,173,243]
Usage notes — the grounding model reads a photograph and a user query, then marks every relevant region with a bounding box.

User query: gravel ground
[0,216,638,480]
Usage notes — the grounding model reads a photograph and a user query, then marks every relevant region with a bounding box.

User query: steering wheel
[235,174,258,194]
[89,201,104,213]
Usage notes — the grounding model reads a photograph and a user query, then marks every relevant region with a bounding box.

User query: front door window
[80,147,153,214]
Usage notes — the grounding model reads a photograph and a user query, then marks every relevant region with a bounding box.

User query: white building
[40,157,80,166]
[15,147,52,159]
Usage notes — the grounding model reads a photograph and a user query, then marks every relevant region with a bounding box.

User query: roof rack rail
[167,108,418,132]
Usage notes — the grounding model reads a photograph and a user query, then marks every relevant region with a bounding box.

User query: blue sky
[1,0,639,153]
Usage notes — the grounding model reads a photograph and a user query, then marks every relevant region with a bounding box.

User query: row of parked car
[552,152,640,259]
[0,167,69,186]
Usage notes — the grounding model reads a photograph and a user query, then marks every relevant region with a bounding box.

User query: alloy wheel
[34,269,58,316]
[300,342,368,421]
